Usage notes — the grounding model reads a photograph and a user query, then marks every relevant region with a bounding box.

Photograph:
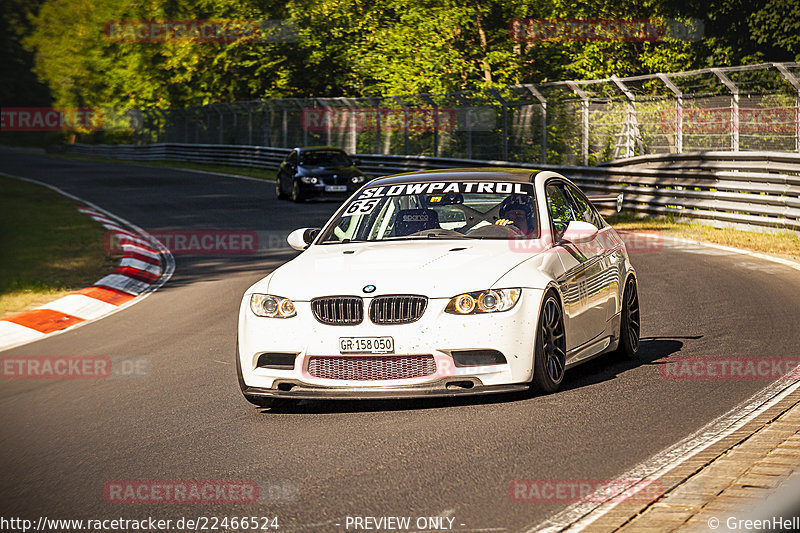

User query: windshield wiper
[425,232,468,238]
[321,239,369,245]
[384,233,469,240]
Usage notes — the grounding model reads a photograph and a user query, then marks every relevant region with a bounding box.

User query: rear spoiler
[588,192,623,213]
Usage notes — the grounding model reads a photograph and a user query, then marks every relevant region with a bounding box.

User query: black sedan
[276,147,368,202]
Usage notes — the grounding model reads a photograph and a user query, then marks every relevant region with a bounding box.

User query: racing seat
[393,209,441,236]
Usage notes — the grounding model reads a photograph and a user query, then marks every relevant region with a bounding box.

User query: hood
[260,239,545,300]
[298,165,362,177]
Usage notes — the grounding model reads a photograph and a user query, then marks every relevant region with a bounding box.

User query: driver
[495,195,536,236]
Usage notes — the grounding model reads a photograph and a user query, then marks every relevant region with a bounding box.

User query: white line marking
[656,234,800,272]
[73,158,277,184]
[81,212,122,226]
[100,222,136,235]
[139,166,276,183]
[531,379,800,532]
[526,233,800,532]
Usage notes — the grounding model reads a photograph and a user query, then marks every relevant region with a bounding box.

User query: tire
[290,180,304,203]
[275,176,288,200]
[616,276,640,359]
[236,341,277,408]
[532,292,567,394]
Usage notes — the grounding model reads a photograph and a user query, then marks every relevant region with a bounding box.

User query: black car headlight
[445,289,521,315]
[351,175,366,184]
[250,294,297,318]
[300,176,318,184]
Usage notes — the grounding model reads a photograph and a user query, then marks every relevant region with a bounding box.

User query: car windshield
[319,180,539,242]
[298,150,352,167]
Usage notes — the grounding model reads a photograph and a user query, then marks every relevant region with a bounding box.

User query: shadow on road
[151,250,299,291]
[559,335,701,392]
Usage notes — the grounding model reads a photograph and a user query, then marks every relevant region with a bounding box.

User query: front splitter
[243,379,529,400]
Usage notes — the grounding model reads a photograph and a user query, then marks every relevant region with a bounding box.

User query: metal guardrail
[137,62,800,166]
[64,143,800,234]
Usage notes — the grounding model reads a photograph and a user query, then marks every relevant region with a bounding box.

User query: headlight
[300,176,318,184]
[351,175,366,183]
[250,294,297,318]
[445,288,521,315]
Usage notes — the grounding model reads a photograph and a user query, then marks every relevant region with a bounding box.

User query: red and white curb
[0,174,175,352]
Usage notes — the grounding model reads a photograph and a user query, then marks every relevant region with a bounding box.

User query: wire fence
[137,62,800,165]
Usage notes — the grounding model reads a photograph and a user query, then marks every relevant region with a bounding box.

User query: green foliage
[698,0,800,65]
[9,0,800,113]
[0,175,113,298]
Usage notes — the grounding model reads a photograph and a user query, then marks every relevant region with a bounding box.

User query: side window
[546,183,576,226]
[567,185,601,227]
[287,151,298,166]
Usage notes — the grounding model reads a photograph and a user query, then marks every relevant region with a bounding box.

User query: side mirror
[351,157,361,166]
[587,193,623,213]
[561,220,599,244]
[287,227,320,251]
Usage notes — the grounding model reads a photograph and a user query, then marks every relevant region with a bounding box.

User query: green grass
[57,154,277,181]
[607,212,800,261]
[0,175,116,315]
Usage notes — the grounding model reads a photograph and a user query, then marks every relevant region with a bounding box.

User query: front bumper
[242,379,529,400]
[299,181,360,199]
[238,289,543,399]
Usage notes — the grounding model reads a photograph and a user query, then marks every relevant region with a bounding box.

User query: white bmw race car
[237,168,639,407]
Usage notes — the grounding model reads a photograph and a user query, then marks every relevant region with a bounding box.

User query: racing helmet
[498,194,535,231]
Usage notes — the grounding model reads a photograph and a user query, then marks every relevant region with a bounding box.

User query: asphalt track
[1,152,799,532]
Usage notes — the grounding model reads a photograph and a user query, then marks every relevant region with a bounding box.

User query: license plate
[325,185,347,192]
[339,337,394,354]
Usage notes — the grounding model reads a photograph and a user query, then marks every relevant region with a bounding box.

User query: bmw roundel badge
[363,284,376,293]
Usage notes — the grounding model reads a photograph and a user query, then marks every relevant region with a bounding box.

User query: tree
[17,0,800,113]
